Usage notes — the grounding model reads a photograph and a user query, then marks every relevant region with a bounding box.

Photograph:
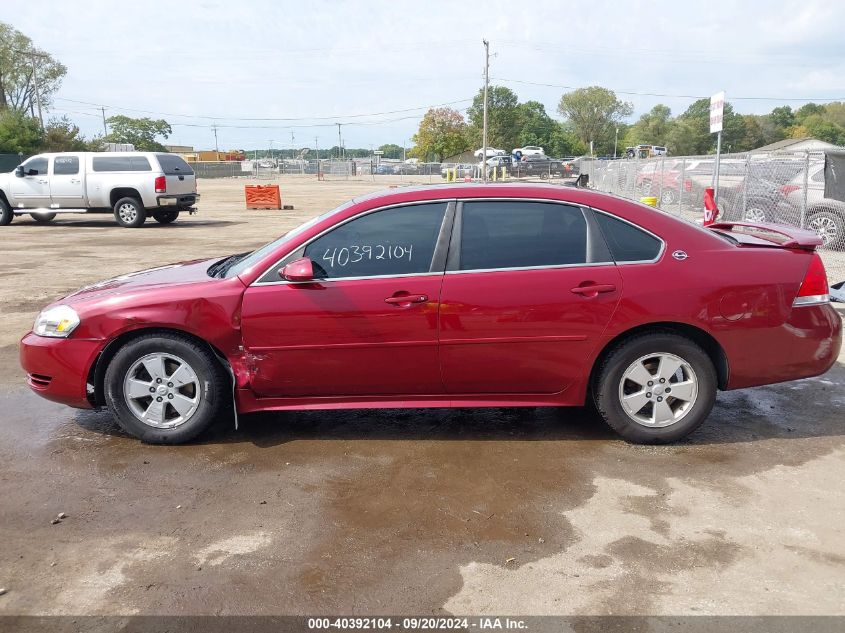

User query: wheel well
[110,188,143,208]
[0,189,9,208]
[588,322,730,395]
[86,327,231,407]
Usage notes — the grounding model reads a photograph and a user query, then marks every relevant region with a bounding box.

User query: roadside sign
[373,150,384,155]
[710,91,725,134]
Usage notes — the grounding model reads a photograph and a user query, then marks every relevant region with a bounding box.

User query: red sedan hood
[61,257,221,303]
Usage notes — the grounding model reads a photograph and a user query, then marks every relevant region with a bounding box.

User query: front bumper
[19,333,104,409]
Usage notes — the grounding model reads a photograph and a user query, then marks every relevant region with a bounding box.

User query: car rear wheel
[807,210,844,249]
[593,333,717,443]
[104,333,229,444]
[660,189,677,205]
[0,198,13,226]
[113,197,146,228]
[30,212,57,223]
[742,205,770,223]
[153,210,180,224]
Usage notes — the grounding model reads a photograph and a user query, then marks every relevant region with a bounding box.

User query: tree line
[4,20,845,160]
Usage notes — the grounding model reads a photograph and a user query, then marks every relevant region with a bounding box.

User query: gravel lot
[0,176,843,616]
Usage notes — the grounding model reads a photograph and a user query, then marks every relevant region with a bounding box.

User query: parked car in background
[512,145,544,157]
[0,152,199,228]
[485,155,513,168]
[21,184,840,445]
[780,163,845,249]
[723,159,805,223]
[392,163,419,175]
[511,155,565,178]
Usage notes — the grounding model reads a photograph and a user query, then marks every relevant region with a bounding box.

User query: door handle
[571,283,616,297]
[385,293,428,305]
[69,178,81,183]
[37,179,48,184]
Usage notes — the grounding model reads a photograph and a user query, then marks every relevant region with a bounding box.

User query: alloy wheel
[618,352,698,428]
[123,352,200,428]
[118,202,138,223]
[808,215,838,247]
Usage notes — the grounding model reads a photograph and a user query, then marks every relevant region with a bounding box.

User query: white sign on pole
[710,91,725,134]
[373,150,384,155]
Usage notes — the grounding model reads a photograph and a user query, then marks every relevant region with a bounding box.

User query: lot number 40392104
[322,244,414,269]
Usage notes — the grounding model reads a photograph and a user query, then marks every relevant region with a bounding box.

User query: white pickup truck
[0,151,199,228]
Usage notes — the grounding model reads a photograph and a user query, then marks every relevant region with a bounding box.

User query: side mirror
[279,257,315,282]
[14,166,24,177]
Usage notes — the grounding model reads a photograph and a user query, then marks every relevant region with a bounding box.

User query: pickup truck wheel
[114,197,146,228]
[0,198,12,226]
[539,172,550,180]
[104,333,229,444]
[153,210,180,224]
[30,212,57,223]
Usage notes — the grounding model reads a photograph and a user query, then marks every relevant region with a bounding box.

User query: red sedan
[20,184,841,444]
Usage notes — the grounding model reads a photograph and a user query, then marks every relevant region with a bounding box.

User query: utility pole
[101,107,109,137]
[614,127,619,159]
[315,136,319,160]
[336,123,342,159]
[28,51,44,130]
[212,123,219,153]
[482,39,490,183]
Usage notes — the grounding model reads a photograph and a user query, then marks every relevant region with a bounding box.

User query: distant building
[752,138,840,153]
[164,144,194,153]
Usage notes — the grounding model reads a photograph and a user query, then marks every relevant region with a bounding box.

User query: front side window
[22,156,48,175]
[594,211,662,262]
[53,156,79,175]
[458,201,589,271]
[303,202,447,279]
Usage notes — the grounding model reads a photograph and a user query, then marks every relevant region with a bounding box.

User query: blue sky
[9,0,845,151]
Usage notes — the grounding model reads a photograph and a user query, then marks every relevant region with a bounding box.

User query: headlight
[33,305,80,338]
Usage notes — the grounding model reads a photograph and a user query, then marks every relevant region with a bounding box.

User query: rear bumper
[157,193,199,208]
[19,333,103,409]
[726,303,842,389]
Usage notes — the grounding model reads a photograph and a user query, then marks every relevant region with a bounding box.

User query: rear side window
[459,201,588,270]
[156,154,194,175]
[303,202,447,279]
[53,156,79,175]
[92,156,152,172]
[594,212,662,262]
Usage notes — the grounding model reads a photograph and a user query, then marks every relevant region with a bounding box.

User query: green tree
[0,22,67,114]
[666,98,746,155]
[105,115,171,151]
[377,143,404,160]
[0,109,42,152]
[411,107,469,161]
[795,114,845,145]
[466,85,520,150]
[557,86,633,153]
[42,116,102,151]
[625,104,673,147]
[769,105,795,131]
[794,103,826,123]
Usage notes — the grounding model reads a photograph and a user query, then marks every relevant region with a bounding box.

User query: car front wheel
[0,198,13,226]
[104,333,229,444]
[113,197,147,228]
[593,333,717,443]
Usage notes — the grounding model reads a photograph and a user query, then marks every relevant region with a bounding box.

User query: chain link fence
[583,150,845,285]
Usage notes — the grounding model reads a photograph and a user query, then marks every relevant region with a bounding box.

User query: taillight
[780,184,800,197]
[154,175,166,193]
[793,252,829,306]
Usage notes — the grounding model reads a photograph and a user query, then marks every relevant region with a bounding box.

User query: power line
[53,96,473,122]
[491,77,845,102]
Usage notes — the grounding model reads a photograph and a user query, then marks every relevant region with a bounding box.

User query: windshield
[219,199,356,278]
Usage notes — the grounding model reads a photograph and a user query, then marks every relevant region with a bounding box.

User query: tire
[153,210,180,224]
[807,210,845,250]
[593,332,717,444]
[539,171,550,180]
[660,188,677,206]
[0,197,13,226]
[741,204,771,223]
[30,212,57,223]
[103,333,229,444]
[113,196,146,228]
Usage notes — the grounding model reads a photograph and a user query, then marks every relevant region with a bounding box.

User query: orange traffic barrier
[245,185,281,210]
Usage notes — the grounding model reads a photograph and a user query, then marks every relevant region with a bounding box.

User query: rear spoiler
[707,221,823,250]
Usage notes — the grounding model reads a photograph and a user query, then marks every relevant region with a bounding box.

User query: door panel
[50,155,85,207]
[9,156,50,207]
[241,276,443,397]
[439,266,621,394]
